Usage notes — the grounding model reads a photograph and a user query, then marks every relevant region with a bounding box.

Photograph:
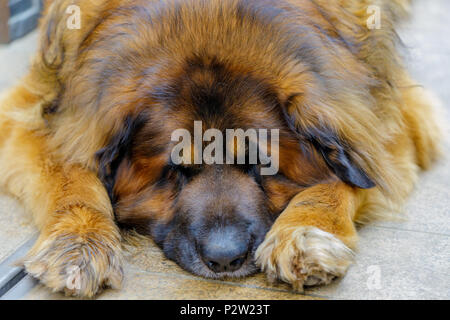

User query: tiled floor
[0,1,449,300]
[0,31,39,265]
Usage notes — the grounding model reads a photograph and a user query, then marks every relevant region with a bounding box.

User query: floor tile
[0,195,36,263]
[305,228,450,300]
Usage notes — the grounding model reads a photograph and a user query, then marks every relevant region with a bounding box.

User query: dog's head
[95,57,375,278]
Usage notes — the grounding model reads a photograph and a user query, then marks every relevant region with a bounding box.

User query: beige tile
[304,227,450,300]
[0,30,39,263]
[0,195,36,263]
[101,270,318,300]
[373,147,450,236]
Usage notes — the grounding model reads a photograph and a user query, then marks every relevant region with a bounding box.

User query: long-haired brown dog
[0,0,440,297]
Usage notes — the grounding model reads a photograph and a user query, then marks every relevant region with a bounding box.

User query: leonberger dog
[0,0,440,297]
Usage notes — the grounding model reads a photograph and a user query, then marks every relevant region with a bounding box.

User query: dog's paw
[22,208,124,297]
[255,226,354,291]
[24,233,124,297]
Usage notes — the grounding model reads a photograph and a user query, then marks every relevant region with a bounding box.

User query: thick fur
[0,0,440,296]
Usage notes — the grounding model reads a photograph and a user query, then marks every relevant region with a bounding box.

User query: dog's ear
[306,128,376,189]
[96,115,146,201]
[38,0,108,69]
[281,104,376,189]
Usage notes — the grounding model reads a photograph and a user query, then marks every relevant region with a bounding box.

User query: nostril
[207,260,220,270]
[230,256,245,268]
[203,251,248,273]
[206,255,245,273]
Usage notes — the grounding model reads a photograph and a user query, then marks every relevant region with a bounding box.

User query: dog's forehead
[141,57,286,132]
[165,90,283,133]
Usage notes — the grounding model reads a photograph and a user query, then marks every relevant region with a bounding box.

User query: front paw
[22,208,124,297]
[255,226,354,292]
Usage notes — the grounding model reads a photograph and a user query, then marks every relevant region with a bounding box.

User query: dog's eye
[240,163,257,174]
[166,160,200,180]
[175,165,199,178]
[242,164,263,185]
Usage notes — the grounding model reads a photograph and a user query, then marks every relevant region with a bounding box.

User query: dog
[0,0,440,297]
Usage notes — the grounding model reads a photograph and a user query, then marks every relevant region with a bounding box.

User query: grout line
[370,225,450,237]
[127,265,332,300]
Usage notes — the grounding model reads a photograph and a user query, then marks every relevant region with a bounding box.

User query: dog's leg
[0,85,123,297]
[255,181,360,291]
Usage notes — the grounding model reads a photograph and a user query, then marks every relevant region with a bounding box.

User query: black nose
[200,227,249,273]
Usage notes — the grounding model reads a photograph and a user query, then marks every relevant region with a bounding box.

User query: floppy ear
[307,128,376,189]
[96,115,146,201]
[281,105,376,189]
[38,0,108,69]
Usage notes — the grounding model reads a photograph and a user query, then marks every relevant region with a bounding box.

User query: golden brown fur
[0,0,440,296]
